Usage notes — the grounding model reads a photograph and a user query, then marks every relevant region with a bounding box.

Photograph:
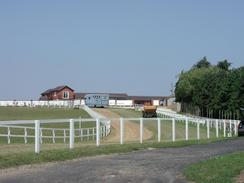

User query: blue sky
[0,0,243,100]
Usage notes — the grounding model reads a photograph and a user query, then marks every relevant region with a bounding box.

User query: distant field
[0,107,90,121]
[109,108,218,141]
[0,107,94,144]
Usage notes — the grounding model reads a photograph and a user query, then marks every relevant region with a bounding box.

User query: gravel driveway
[0,138,244,183]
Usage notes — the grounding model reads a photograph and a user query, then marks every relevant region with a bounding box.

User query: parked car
[238,121,244,136]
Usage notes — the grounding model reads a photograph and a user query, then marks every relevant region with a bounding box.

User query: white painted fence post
[229,120,232,137]
[96,118,100,147]
[172,118,175,142]
[69,119,74,149]
[216,119,219,138]
[224,120,226,137]
[88,129,90,140]
[197,120,200,140]
[157,118,161,142]
[52,129,55,144]
[120,118,124,144]
[24,128,27,144]
[207,119,210,139]
[140,118,143,144]
[234,120,237,136]
[185,117,188,141]
[7,127,10,144]
[35,120,40,153]
[64,129,66,143]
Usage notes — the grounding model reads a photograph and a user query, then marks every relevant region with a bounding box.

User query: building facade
[40,86,75,100]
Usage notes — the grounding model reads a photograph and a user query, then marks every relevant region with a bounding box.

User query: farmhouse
[40,85,75,100]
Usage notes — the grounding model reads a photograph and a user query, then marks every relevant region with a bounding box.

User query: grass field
[0,107,90,121]
[0,107,94,144]
[184,152,244,183]
[109,108,219,141]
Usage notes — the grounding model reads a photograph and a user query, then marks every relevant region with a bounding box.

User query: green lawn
[184,152,244,183]
[0,107,94,144]
[109,108,219,141]
[0,107,90,121]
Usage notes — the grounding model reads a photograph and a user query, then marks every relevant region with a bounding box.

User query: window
[63,91,69,99]
[54,92,57,97]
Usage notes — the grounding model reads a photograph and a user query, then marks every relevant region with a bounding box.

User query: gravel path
[0,138,244,183]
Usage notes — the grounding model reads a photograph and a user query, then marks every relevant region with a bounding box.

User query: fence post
[35,120,40,153]
[24,128,27,144]
[140,118,143,144]
[224,120,226,137]
[157,118,161,142]
[69,119,74,149]
[229,120,232,137]
[52,129,55,144]
[216,119,219,138]
[207,119,210,139]
[96,118,100,147]
[7,127,10,144]
[120,118,124,144]
[172,118,175,142]
[64,129,66,143]
[234,120,237,136]
[185,117,188,141]
[197,120,200,140]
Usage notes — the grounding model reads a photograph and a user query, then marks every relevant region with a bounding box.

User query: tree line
[175,57,244,120]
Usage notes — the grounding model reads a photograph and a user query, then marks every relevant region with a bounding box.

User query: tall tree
[175,58,243,119]
[193,57,211,69]
[217,60,231,70]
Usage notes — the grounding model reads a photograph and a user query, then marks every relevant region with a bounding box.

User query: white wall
[153,100,159,106]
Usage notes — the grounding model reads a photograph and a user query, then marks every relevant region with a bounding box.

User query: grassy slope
[184,152,244,183]
[109,108,218,141]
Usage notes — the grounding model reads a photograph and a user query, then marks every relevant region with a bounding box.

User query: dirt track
[93,108,153,143]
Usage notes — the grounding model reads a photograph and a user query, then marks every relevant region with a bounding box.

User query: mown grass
[184,151,244,183]
[109,108,219,141]
[0,107,93,144]
[0,107,90,121]
[0,138,231,169]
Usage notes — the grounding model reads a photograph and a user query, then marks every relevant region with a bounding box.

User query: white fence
[0,100,134,108]
[156,108,240,137]
[0,118,111,153]
[0,115,239,154]
[0,100,84,108]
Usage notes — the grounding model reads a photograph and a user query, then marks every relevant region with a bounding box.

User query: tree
[175,58,243,119]
[217,60,231,71]
[193,57,211,69]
